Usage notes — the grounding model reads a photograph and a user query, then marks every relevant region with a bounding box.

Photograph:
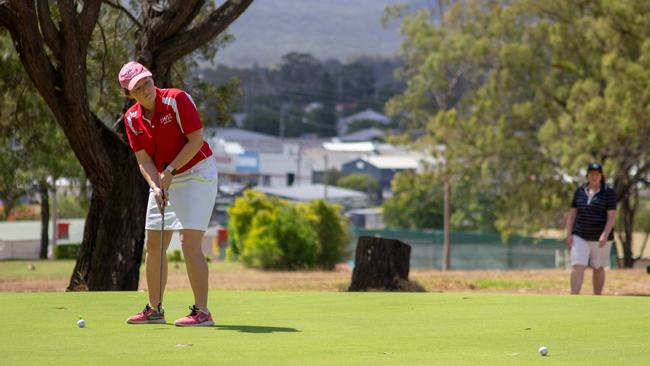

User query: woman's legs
[180,229,209,309]
[570,265,586,294]
[145,229,173,309]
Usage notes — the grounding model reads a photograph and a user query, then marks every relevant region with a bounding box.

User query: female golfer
[565,162,617,295]
[119,61,217,326]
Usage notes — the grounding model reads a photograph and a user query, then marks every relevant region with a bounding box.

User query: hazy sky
[214,0,405,67]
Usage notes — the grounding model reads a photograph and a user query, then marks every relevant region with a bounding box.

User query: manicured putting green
[0,291,647,365]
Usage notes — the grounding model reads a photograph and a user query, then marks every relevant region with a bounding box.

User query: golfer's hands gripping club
[153,186,168,213]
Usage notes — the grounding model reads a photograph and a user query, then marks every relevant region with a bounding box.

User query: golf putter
[158,163,168,314]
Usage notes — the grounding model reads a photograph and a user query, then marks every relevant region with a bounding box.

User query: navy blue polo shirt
[571,184,617,241]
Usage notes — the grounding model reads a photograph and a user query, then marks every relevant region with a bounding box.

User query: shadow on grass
[215,324,300,333]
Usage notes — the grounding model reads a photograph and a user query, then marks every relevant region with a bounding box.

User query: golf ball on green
[538,346,548,356]
[77,319,86,328]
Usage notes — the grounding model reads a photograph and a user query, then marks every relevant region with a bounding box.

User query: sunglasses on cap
[587,163,603,172]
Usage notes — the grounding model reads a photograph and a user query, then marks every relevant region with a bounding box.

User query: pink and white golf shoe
[174,305,214,327]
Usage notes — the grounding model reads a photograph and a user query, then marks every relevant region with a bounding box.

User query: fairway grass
[0,291,648,365]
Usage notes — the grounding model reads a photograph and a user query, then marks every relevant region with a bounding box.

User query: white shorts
[145,157,218,232]
[570,235,612,268]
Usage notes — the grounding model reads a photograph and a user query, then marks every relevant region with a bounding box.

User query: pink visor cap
[118,61,153,90]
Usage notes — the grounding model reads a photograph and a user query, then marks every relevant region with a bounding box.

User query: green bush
[298,200,351,270]
[227,189,277,258]
[54,243,81,259]
[228,191,351,270]
[240,205,320,270]
[167,249,183,262]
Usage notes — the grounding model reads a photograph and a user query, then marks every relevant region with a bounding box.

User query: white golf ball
[538,346,548,356]
[77,319,86,328]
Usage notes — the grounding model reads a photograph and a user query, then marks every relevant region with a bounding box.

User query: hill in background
[214,0,405,67]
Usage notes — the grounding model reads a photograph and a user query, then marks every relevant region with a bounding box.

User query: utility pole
[323,155,329,201]
[442,179,451,270]
[280,103,286,138]
[296,144,301,186]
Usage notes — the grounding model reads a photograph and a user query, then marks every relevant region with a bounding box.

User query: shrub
[54,243,81,259]
[228,192,350,270]
[240,206,320,270]
[227,189,277,258]
[167,249,183,262]
[298,200,351,270]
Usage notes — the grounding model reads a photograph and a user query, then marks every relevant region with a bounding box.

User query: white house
[0,219,84,259]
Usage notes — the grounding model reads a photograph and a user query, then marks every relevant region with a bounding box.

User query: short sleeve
[571,188,579,208]
[176,92,203,135]
[124,112,143,152]
[606,188,617,210]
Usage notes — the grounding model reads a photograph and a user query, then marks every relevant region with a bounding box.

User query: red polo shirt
[124,88,213,173]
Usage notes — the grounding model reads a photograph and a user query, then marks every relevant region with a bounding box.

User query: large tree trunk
[68,121,149,290]
[38,179,49,259]
[614,169,637,268]
[0,0,253,290]
[618,193,636,268]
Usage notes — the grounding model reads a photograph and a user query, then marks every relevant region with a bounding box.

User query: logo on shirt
[160,113,173,125]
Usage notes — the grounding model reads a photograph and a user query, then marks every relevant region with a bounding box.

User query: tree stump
[348,236,411,291]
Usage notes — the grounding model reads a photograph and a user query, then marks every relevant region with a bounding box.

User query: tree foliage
[387,0,650,265]
[336,174,380,196]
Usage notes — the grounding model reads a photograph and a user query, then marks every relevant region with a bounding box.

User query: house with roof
[337,108,392,134]
[338,127,386,142]
[0,219,85,259]
[204,127,317,189]
[341,155,423,192]
[255,184,368,210]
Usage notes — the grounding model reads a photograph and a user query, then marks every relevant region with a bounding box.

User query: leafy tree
[323,168,342,186]
[336,174,380,197]
[383,171,444,229]
[0,0,253,289]
[388,0,650,266]
[311,72,337,137]
[278,52,323,104]
[382,168,500,232]
[0,30,82,260]
[243,106,281,136]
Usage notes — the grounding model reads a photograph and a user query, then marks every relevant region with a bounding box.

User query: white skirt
[145,157,218,232]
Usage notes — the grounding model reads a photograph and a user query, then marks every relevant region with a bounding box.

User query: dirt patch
[1,266,648,295]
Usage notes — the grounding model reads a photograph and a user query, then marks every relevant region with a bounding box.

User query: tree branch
[36,0,61,59]
[102,0,143,30]
[148,0,204,43]
[78,0,102,48]
[0,1,19,32]
[5,1,60,117]
[154,0,253,63]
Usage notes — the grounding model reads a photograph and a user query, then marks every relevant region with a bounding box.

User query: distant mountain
[213,0,406,67]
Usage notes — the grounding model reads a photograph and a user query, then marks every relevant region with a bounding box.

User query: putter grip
[161,163,169,210]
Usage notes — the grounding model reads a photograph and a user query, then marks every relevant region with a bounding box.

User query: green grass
[468,278,556,289]
[0,260,77,281]
[0,260,244,282]
[0,291,648,365]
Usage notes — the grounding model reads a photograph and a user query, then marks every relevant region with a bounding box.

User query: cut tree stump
[348,236,411,291]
